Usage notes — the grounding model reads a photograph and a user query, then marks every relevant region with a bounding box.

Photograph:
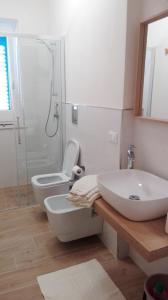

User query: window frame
[0,36,11,111]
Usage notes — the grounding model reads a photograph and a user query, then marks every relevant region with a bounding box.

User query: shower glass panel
[0,34,64,211]
[19,38,63,178]
[0,36,22,210]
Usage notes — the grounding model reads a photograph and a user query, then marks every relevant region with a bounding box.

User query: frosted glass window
[0,37,11,110]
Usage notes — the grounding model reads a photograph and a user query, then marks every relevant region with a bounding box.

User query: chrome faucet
[127,145,135,169]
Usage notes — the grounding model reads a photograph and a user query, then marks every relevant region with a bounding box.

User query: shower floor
[0,184,35,211]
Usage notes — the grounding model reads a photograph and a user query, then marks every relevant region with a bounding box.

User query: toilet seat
[32,139,80,186]
[31,173,71,189]
[62,139,80,180]
[31,139,80,210]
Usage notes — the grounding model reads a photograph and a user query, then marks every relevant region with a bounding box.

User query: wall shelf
[95,198,168,262]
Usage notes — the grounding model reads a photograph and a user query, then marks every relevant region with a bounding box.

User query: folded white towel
[68,193,100,208]
[70,175,98,196]
[67,175,100,208]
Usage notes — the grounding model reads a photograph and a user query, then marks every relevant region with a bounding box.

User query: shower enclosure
[0,34,65,211]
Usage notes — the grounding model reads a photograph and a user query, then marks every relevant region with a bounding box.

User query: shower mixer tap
[127,144,135,169]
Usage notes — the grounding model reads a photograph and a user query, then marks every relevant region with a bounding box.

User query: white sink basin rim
[98,169,168,221]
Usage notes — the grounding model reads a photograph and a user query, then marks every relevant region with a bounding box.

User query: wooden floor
[0,205,146,300]
[0,185,35,211]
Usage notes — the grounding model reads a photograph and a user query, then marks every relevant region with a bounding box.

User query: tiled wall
[120,110,134,168]
[65,102,127,255]
[65,103,122,174]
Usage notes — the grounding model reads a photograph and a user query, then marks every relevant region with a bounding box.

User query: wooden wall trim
[135,10,168,119]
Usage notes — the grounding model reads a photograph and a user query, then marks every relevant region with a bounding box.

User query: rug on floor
[37,259,125,300]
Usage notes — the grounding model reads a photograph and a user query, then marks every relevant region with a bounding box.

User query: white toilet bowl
[31,140,80,211]
[44,194,103,242]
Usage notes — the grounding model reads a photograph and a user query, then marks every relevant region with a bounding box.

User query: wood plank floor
[0,205,146,300]
[0,185,35,211]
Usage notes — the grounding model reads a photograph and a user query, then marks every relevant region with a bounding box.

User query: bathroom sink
[97,169,168,221]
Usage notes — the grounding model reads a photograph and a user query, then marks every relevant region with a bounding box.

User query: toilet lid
[62,139,80,179]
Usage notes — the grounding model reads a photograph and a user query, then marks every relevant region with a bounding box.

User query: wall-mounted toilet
[31,140,80,211]
[44,194,103,242]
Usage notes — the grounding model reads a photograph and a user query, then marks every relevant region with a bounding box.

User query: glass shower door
[0,35,28,210]
[10,36,29,207]
[17,37,64,203]
[0,35,64,211]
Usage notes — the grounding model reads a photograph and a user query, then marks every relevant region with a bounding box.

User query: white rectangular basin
[98,169,168,221]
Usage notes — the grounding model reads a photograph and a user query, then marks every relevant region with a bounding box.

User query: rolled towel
[67,175,100,208]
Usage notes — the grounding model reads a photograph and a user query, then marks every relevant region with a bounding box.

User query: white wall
[130,248,168,276]
[0,0,49,34]
[66,104,122,174]
[48,0,147,259]
[147,17,168,47]
[48,0,78,37]
[65,103,122,256]
[49,0,128,108]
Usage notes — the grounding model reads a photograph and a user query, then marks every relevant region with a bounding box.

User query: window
[0,18,17,33]
[0,37,11,111]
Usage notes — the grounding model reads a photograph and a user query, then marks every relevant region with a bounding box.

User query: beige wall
[133,0,168,180]
[129,0,168,275]
[141,0,168,21]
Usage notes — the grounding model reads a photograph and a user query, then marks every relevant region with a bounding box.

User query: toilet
[31,139,80,211]
[44,194,103,242]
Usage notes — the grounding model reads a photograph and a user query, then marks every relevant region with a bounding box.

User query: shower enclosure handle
[16,117,21,145]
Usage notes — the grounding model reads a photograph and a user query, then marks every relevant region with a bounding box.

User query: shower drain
[129,195,140,200]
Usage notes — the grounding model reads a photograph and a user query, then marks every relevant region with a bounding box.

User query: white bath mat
[37,259,125,300]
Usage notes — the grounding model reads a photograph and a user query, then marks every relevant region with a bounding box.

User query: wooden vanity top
[95,198,168,262]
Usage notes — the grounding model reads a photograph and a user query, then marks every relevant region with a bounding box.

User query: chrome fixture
[37,38,59,138]
[72,105,78,124]
[127,144,135,169]
[16,117,21,145]
[129,194,140,201]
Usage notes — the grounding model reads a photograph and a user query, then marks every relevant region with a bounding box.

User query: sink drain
[129,195,140,200]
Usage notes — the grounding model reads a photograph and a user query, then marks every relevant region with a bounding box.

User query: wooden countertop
[95,198,168,262]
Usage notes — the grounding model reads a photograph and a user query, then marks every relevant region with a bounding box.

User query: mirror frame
[135,10,168,123]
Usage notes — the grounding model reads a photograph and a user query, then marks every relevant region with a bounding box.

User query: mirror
[136,11,168,122]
